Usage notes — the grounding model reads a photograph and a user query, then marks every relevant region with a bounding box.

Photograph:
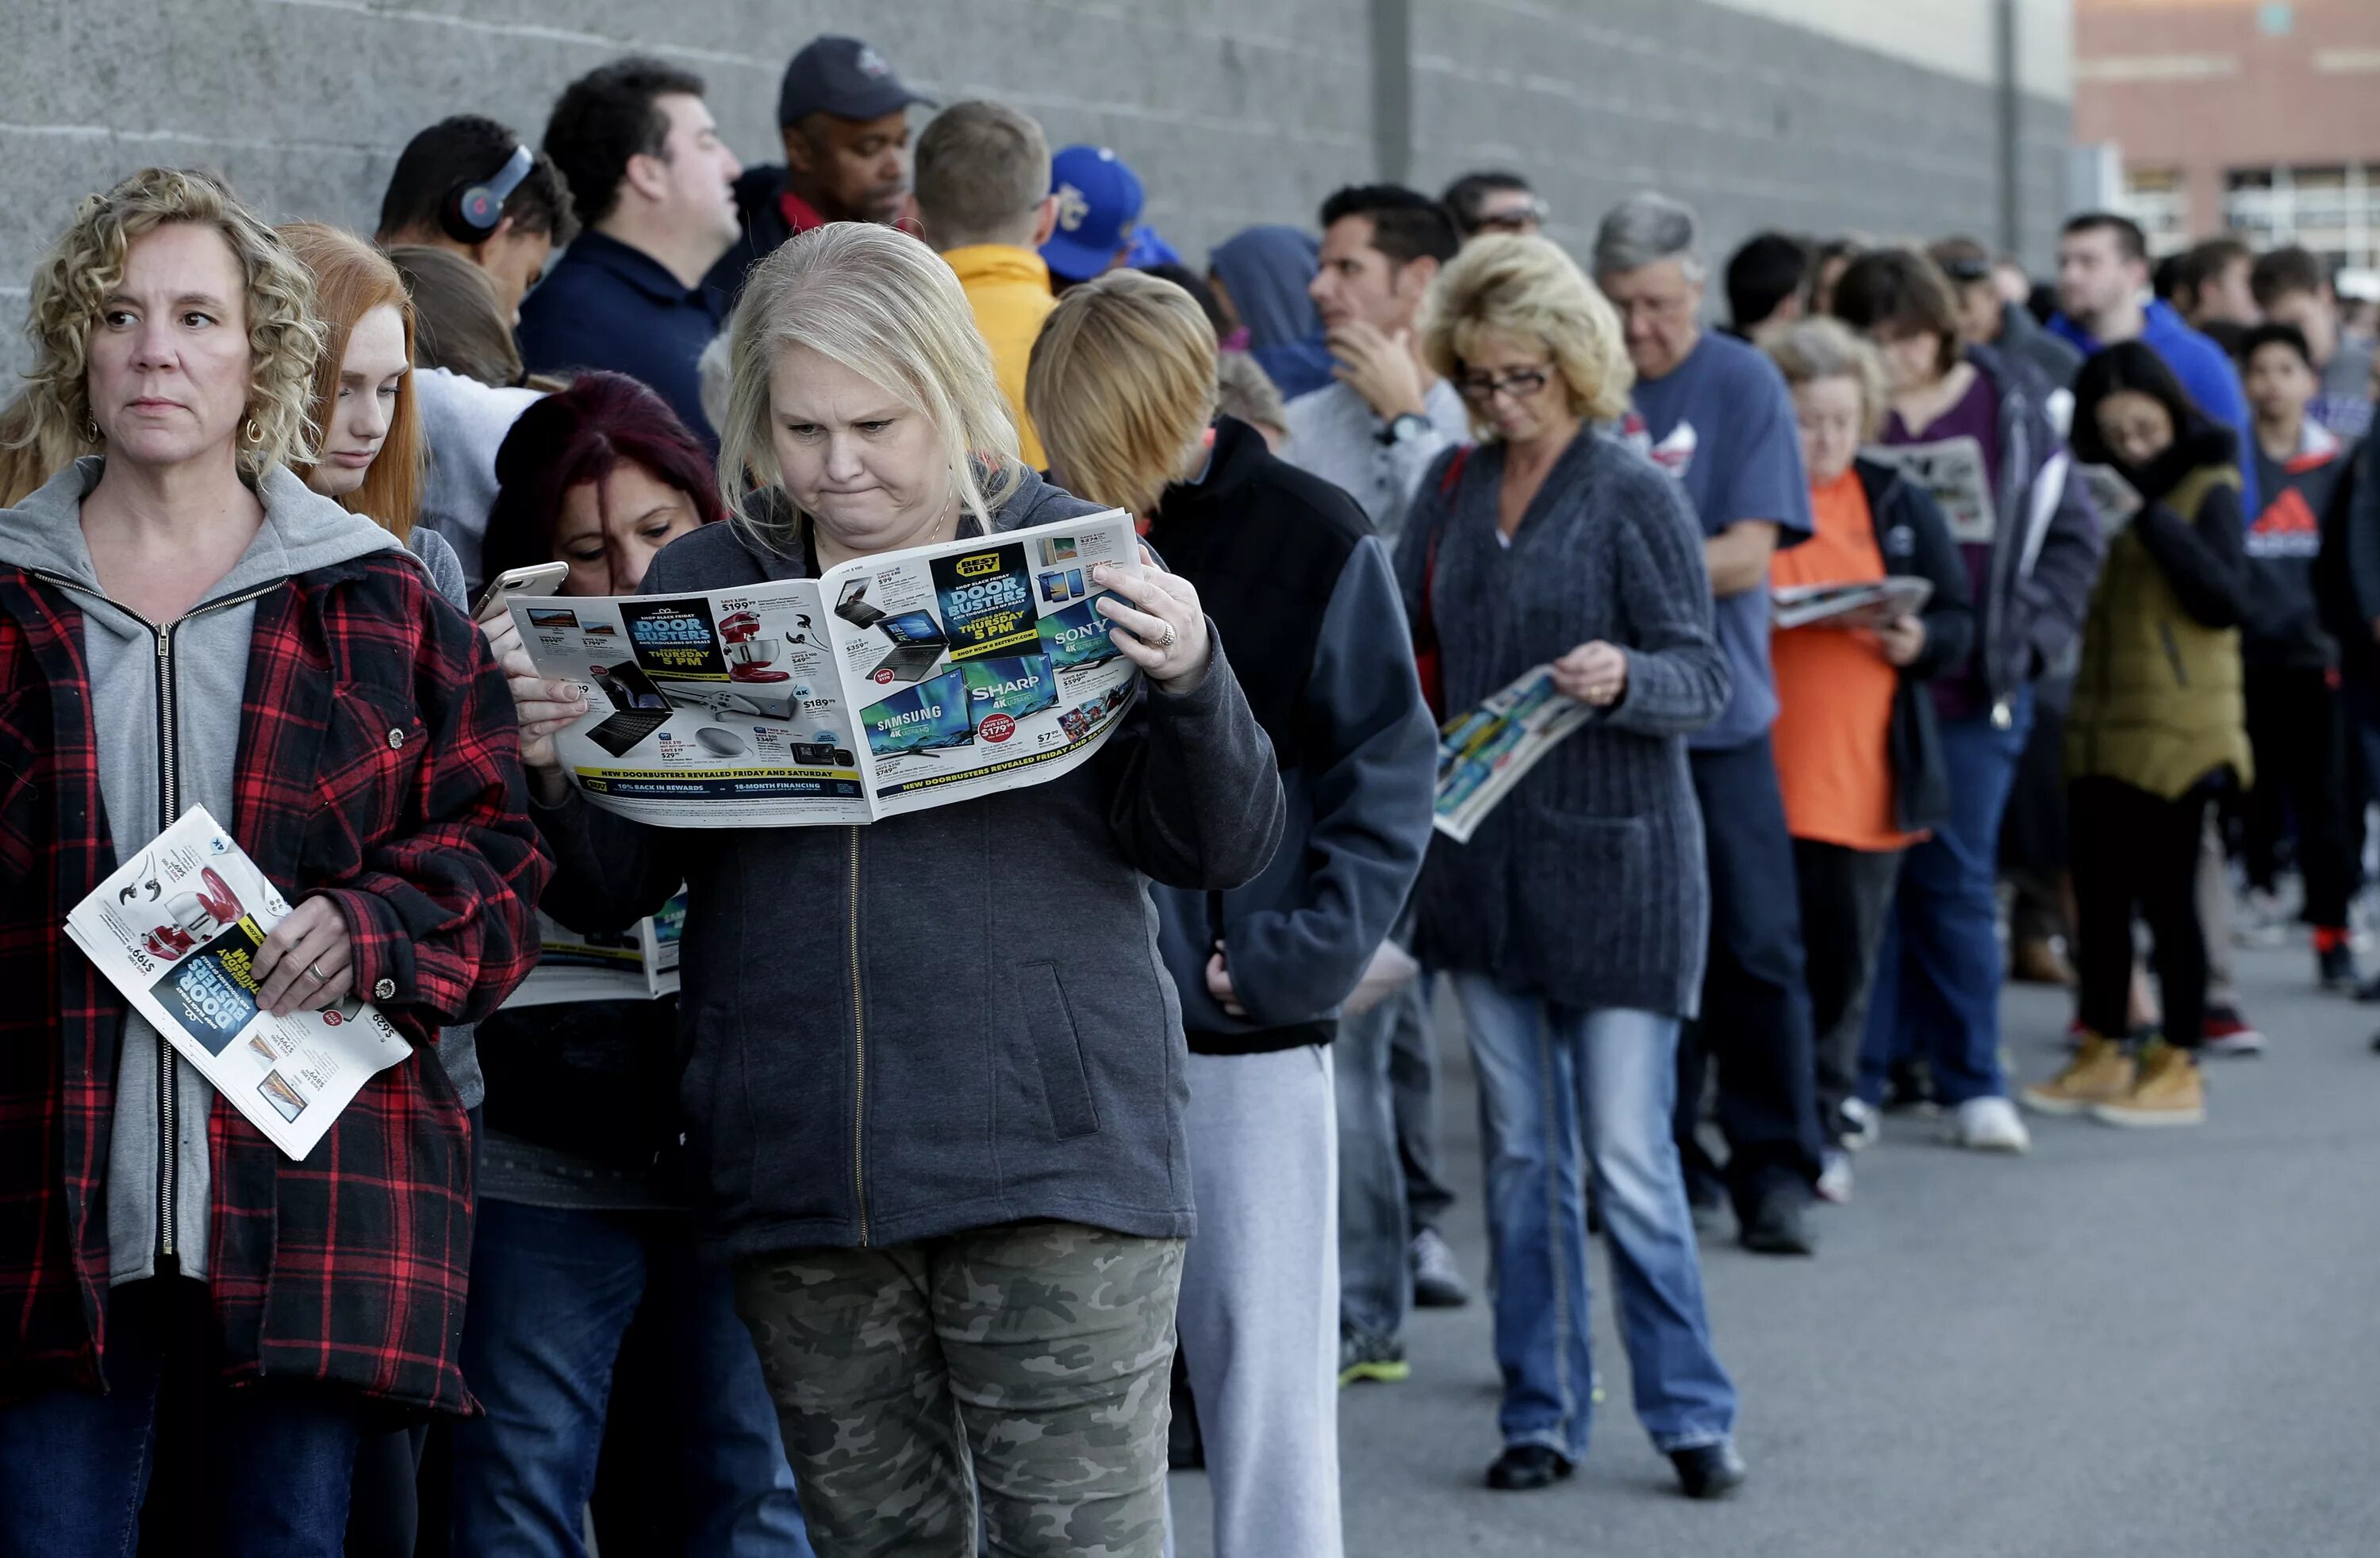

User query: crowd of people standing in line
[3,25,2379,1558]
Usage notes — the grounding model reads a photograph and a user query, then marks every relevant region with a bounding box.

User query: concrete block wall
[0,0,2067,380]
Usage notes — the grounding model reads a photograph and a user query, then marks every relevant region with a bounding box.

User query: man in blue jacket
[2050,211,2259,517]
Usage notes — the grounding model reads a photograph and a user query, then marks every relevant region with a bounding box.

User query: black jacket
[701,165,805,308]
[2319,433,2380,685]
[478,998,685,1176]
[1853,457,1977,835]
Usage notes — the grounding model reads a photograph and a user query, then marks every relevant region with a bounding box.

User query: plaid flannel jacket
[0,551,548,1415]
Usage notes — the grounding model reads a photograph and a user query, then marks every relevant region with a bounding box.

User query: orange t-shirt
[1769,469,1921,851]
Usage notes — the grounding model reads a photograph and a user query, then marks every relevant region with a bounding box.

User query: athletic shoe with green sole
[1338,1329,1410,1387]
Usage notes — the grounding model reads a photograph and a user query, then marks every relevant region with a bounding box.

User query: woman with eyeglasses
[1395,234,1744,1500]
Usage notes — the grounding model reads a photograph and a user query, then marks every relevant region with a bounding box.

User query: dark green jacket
[2067,428,2254,799]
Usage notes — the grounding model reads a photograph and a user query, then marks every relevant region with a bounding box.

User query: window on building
[2224,165,2380,272]
[2122,168,2190,256]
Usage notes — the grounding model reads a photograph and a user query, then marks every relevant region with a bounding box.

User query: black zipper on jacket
[2159,620,2190,686]
[38,570,276,1264]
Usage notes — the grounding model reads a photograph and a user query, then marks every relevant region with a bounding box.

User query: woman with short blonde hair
[1395,232,1748,1498]
[0,167,546,1552]
[1030,267,1436,1558]
[1027,267,1215,517]
[500,222,1285,1556]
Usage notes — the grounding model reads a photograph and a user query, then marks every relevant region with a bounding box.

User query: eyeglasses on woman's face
[1473,196,1548,235]
[1456,366,1552,404]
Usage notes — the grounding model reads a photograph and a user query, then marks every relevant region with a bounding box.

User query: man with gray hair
[1595,192,1825,1264]
[912,100,1061,464]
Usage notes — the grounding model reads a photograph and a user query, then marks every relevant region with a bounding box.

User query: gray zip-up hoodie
[533,468,1287,1256]
[0,458,397,1282]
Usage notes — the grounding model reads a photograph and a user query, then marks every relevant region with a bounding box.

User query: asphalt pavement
[1165,940,2380,1557]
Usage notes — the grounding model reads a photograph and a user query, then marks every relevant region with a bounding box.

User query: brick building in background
[2077,0,2380,274]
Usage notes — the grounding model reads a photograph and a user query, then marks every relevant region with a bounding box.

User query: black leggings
[2242,663,2355,928]
[2071,776,2217,1050]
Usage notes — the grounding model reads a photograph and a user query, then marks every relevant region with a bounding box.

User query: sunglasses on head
[1475,198,1550,232]
[1939,255,1994,283]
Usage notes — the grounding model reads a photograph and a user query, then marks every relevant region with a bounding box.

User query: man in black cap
[702,34,931,303]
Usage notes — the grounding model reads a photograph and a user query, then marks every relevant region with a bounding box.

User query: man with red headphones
[376,113,579,324]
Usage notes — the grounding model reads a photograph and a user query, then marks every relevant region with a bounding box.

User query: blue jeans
[1860,691,2033,1107]
[1452,977,1737,1460]
[452,1200,812,1557]
[1335,979,1418,1340]
[0,1278,363,1558]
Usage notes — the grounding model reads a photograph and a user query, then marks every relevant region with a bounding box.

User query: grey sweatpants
[1169,1045,1343,1558]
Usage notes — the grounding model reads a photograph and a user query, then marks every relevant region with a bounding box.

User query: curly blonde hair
[1027,270,1217,521]
[1422,234,1633,437]
[717,222,1024,555]
[13,167,324,481]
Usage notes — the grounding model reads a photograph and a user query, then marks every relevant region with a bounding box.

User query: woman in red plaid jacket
[0,169,547,1556]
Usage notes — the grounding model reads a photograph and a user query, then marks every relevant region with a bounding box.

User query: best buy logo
[954,553,1000,578]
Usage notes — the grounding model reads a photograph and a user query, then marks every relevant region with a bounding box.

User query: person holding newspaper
[1026,269,1438,1558]
[1394,234,1745,1500]
[1762,318,1975,1200]
[498,221,1284,1557]
[464,371,814,1556]
[0,168,546,1553]
[1829,248,2102,1150]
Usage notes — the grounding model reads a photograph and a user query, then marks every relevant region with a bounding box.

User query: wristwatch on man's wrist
[1377,412,1430,447]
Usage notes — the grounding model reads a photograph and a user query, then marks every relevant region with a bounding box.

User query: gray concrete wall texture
[0,0,2068,380]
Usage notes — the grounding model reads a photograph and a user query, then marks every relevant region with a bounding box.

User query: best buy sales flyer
[65,807,413,1161]
[512,511,1146,827]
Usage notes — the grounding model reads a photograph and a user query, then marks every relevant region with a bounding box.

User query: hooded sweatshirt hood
[1210,225,1338,401]
[0,455,398,1286]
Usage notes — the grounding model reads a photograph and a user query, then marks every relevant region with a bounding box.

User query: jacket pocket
[316,681,427,848]
[1017,960,1100,1140]
[1512,810,1656,977]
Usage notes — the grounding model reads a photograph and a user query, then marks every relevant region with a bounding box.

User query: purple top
[1883,363,2002,723]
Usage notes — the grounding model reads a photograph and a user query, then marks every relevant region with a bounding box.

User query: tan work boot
[2019,1034,2135,1116]
[2093,1039,2206,1127]
[2010,938,2076,986]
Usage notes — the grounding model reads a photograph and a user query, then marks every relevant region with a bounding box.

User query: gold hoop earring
[243,416,264,446]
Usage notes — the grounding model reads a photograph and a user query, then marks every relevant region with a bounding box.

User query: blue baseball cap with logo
[1041,146,1146,283]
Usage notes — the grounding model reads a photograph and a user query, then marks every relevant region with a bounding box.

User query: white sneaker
[1815,1150,1854,1204]
[1837,1097,1880,1151]
[1951,1096,2031,1154]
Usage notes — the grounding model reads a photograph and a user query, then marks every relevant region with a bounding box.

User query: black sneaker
[1485,1444,1574,1491]
[2320,941,2359,992]
[1338,1328,1410,1387]
[1738,1188,1817,1257]
[1409,1227,1470,1309]
[1670,1441,1747,1499]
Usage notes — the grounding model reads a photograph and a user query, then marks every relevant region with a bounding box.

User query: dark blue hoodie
[1210,226,1338,401]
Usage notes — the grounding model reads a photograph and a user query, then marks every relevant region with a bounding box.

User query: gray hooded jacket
[0,459,397,1282]
[532,469,1287,1257]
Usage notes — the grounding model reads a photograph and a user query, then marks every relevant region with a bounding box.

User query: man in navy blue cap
[704,34,932,304]
[1041,145,1144,289]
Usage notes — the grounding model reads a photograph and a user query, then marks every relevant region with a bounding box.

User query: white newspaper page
[63,806,412,1161]
[817,511,1144,819]
[505,891,685,1007]
[1772,576,1933,631]
[512,576,869,827]
[1860,436,1994,546]
[512,512,1144,827]
[2075,462,2143,530]
[1434,666,1597,845]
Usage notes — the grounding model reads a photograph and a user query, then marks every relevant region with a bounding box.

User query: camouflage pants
[732,1220,1184,1557]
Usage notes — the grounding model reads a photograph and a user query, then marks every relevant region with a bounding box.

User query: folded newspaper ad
[64,806,413,1161]
[2074,462,2143,528]
[1772,575,1935,631]
[1860,436,1994,547]
[506,892,685,1007]
[1434,666,1599,845]
[512,512,1145,827]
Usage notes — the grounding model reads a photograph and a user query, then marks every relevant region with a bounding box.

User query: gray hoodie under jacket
[532,469,1288,1257]
[0,458,397,1283]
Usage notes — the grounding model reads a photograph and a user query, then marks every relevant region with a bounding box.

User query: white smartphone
[473,561,570,620]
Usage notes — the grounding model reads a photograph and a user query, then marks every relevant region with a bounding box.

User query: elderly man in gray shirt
[1279,185,1470,543]
[1277,183,1478,1376]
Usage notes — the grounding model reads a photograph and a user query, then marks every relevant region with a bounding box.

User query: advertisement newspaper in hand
[1860,436,1994,547]
[1772,575,1935,631]
[1433,666,1600,845]
[512,512,1145,827]
[506,891,685,1007]
[2074,462,2144,531]
[63,806,412,1161]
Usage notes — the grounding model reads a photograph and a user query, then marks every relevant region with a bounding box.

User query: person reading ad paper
[493,223,1284,1557]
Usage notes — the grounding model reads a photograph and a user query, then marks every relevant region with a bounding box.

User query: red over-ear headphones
[440,143,536,244]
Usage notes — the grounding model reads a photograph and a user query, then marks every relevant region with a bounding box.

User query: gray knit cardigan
[1395,430,1729,1019]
